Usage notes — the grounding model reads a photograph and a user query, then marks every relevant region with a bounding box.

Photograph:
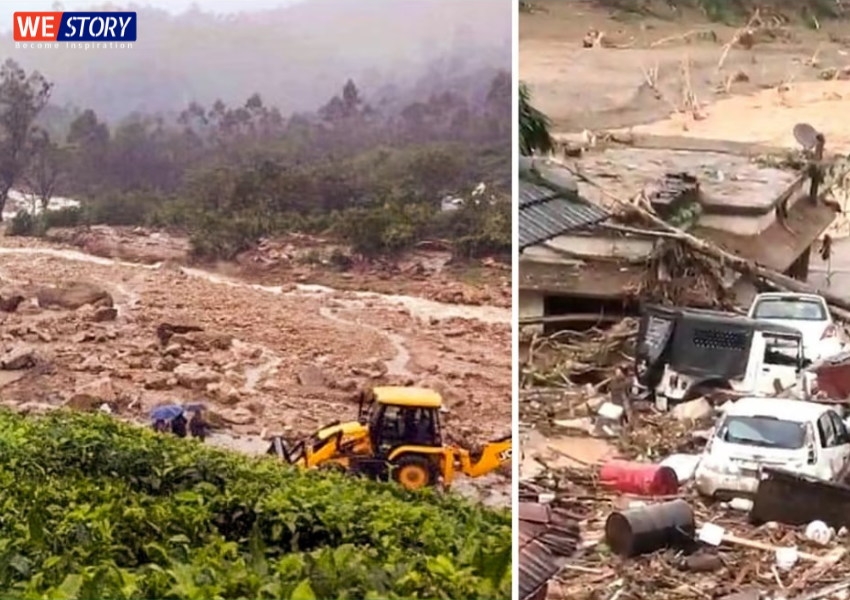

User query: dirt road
[0,234,511,504]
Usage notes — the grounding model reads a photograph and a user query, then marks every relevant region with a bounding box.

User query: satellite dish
[793,123,820,150]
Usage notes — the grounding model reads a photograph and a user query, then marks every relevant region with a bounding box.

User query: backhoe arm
[456,434,512,479]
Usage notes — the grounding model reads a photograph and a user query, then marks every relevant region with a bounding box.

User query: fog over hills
[2,0,510,120]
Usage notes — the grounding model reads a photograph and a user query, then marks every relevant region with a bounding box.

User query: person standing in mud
[189,409,210,441]
[171,413,188,438]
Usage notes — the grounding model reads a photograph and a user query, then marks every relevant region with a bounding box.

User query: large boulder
[66,376,117,410]
[297,365,327,387]
[0,346,37,370]
[37,282,113,310]
[174,362,221,390]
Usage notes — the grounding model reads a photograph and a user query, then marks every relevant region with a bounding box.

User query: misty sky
[0,1,304,32]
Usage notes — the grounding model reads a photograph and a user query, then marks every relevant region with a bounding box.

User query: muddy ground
[521,1,850,133]
[0,231,511,506]
[43,226,512,309]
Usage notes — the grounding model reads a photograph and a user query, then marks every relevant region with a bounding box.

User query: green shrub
[42,206,83,229]
[6,210,45,237]
[0,410,510,599]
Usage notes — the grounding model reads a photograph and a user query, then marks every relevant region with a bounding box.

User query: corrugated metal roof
[519,502,582,600]
[519,181,608,251]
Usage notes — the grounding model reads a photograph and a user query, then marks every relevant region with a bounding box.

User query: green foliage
[6,210,41,237]
[0,410,511,599]
[0,59,53,220]
[518,82,553,156]
[53,79,510,260]
[41,206,82,229]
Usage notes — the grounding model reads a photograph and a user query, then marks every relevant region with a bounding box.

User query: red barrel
[599,461,679,496]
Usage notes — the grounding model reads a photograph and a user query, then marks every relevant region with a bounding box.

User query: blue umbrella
[150,405,184,422]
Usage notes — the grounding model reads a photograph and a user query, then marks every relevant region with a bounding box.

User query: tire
[392,454,437,491]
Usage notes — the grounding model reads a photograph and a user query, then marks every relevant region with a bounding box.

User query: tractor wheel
[392,455,437,491]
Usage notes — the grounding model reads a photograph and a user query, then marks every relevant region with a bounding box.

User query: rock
[297,365,327,387]
[37,282,113,310]
[221,387,241,405]
[144,372,174,391]
[171,332,233,351]
[79,355,103,372]
[67,376,116,410]
[155,356,178,371]
[92,307,118,322]
[679,553,723,573]
[671,397,712,422]
[163,343,182,357]
[443,327,468,338]
[217,407,255,426]
[351,360,388,379]
[174,362,221,390]
[206,382,241,405]
[34,329,52,343]
[125,355,152,369]
[204,333,233,350]
[0,295,25,313]
[335,378,358,392]
[73,331,96,344]
[156,323,204,346]
[0,346,37,370]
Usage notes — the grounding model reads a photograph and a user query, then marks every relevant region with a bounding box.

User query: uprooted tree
[0,59,52,221]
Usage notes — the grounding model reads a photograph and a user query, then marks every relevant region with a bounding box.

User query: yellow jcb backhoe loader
[267,386,512,491]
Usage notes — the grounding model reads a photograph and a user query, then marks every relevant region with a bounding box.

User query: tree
[518,81,553,156]
[24,131,65,212]
[0,60,52,220]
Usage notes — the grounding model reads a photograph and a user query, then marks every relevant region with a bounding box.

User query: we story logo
[13,11,136,49]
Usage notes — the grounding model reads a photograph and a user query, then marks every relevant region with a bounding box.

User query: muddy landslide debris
[0,239,510,447]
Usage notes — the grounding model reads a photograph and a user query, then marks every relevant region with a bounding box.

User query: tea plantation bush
[0,411,511,599]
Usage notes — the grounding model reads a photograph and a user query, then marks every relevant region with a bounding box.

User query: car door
[827,411,850,479]
[816,414,839,479]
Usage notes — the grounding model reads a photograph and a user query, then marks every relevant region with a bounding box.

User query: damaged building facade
[519,140,838,336]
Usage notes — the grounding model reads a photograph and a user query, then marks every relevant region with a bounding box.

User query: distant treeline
[1,56,511,261]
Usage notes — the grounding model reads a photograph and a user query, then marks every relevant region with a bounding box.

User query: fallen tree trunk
[519,314,623,326]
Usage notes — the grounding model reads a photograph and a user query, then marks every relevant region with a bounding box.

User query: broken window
[763,334,801,367]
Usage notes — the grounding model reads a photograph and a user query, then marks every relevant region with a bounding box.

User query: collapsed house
[519,136,839,336]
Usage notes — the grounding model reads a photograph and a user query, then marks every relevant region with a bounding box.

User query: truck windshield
[753,298,826,321]
[719,416,806,449]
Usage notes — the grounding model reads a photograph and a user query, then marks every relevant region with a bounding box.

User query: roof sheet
[518,502,581,600]
[519,181,608,250]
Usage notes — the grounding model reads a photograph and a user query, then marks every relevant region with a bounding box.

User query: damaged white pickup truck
[695,397,850,498]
